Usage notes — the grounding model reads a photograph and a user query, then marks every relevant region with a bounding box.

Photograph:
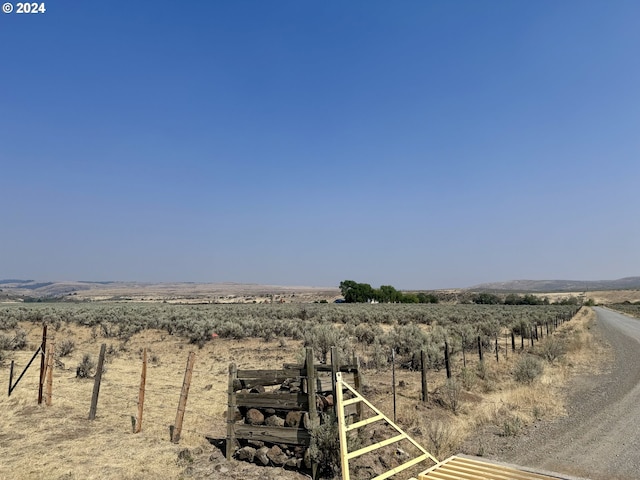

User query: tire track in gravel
[493,307,640,480]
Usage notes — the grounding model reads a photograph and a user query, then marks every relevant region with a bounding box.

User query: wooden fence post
[477,336,483,362]
[511,330,516,351]
[134,348,147,433]
[444,341,451,379]
[226,363,238,460]
[305,348,318,480]
[88,344,107,420]
[495,336,499,363]
[461,335,467,368]
[45,342,54,406]
[391,348,397,423]
[421,350,428,402]
[330,346,339,414]
[8,360,14,396]
[171,351,196,443]
[352,354,362,421]
[38,324,47,405]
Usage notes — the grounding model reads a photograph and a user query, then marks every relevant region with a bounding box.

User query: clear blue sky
[1,1,639,289]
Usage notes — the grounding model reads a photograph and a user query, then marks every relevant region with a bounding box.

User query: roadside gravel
[483,307,640,480]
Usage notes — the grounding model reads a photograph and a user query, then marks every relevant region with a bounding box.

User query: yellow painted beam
[347,433,406,460]
[372,453,434,480]
[345,413,384,432]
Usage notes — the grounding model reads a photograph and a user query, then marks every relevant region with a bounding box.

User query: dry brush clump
[513,355,543,384]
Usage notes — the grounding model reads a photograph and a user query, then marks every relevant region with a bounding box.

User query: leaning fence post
[88,343,107,420]
[444,340,451,379]
[134,348,147,433]
[8,360,14,396]
[420,350,428,402]
[171,351,196,443]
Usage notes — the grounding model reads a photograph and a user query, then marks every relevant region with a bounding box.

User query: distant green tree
[339,281,439,304]
[339,280,376,303]
[472,293,501,305]
[504,294,522,305]
[378,285,402,303]
[401,293,420,303]
[416,292,439,304]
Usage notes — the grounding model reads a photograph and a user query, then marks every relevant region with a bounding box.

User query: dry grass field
[0,323,307,479]
[0,306,607,479]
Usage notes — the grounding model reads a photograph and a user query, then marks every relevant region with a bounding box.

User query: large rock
[255,446,270,466]
[285,411,303,428]
[236,446,256,462]
[245,408,265,425]
[267,445,289,466]
[265,415,285,427]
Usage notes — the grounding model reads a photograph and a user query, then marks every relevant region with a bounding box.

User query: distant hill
[470,277,640,292]
[0,279,340,303]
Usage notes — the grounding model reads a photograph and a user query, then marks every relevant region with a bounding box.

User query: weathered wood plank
[236,368,304,379]
[283,363,359,373]
[236,392,309,410]
[234,424,311,445]
[315,374,355,393]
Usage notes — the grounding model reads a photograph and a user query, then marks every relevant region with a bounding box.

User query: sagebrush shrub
[502,415,523,436]
[58,338,75,357]
[538,337,565,363]
[76,354,96,378]
[459,366,475,390]
[427,420,456,458]
[444,379,462,413]
[309,412,341,477]
[514,355,543,384]
[0,334,11,350]
[12,330,28,350]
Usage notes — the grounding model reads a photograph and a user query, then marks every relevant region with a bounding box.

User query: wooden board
[234,368,303,390]
[236,392,309,410]
[282,363,359,373]
[234,424,311,445]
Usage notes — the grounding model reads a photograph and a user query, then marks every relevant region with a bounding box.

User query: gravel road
[491,307,640,480]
